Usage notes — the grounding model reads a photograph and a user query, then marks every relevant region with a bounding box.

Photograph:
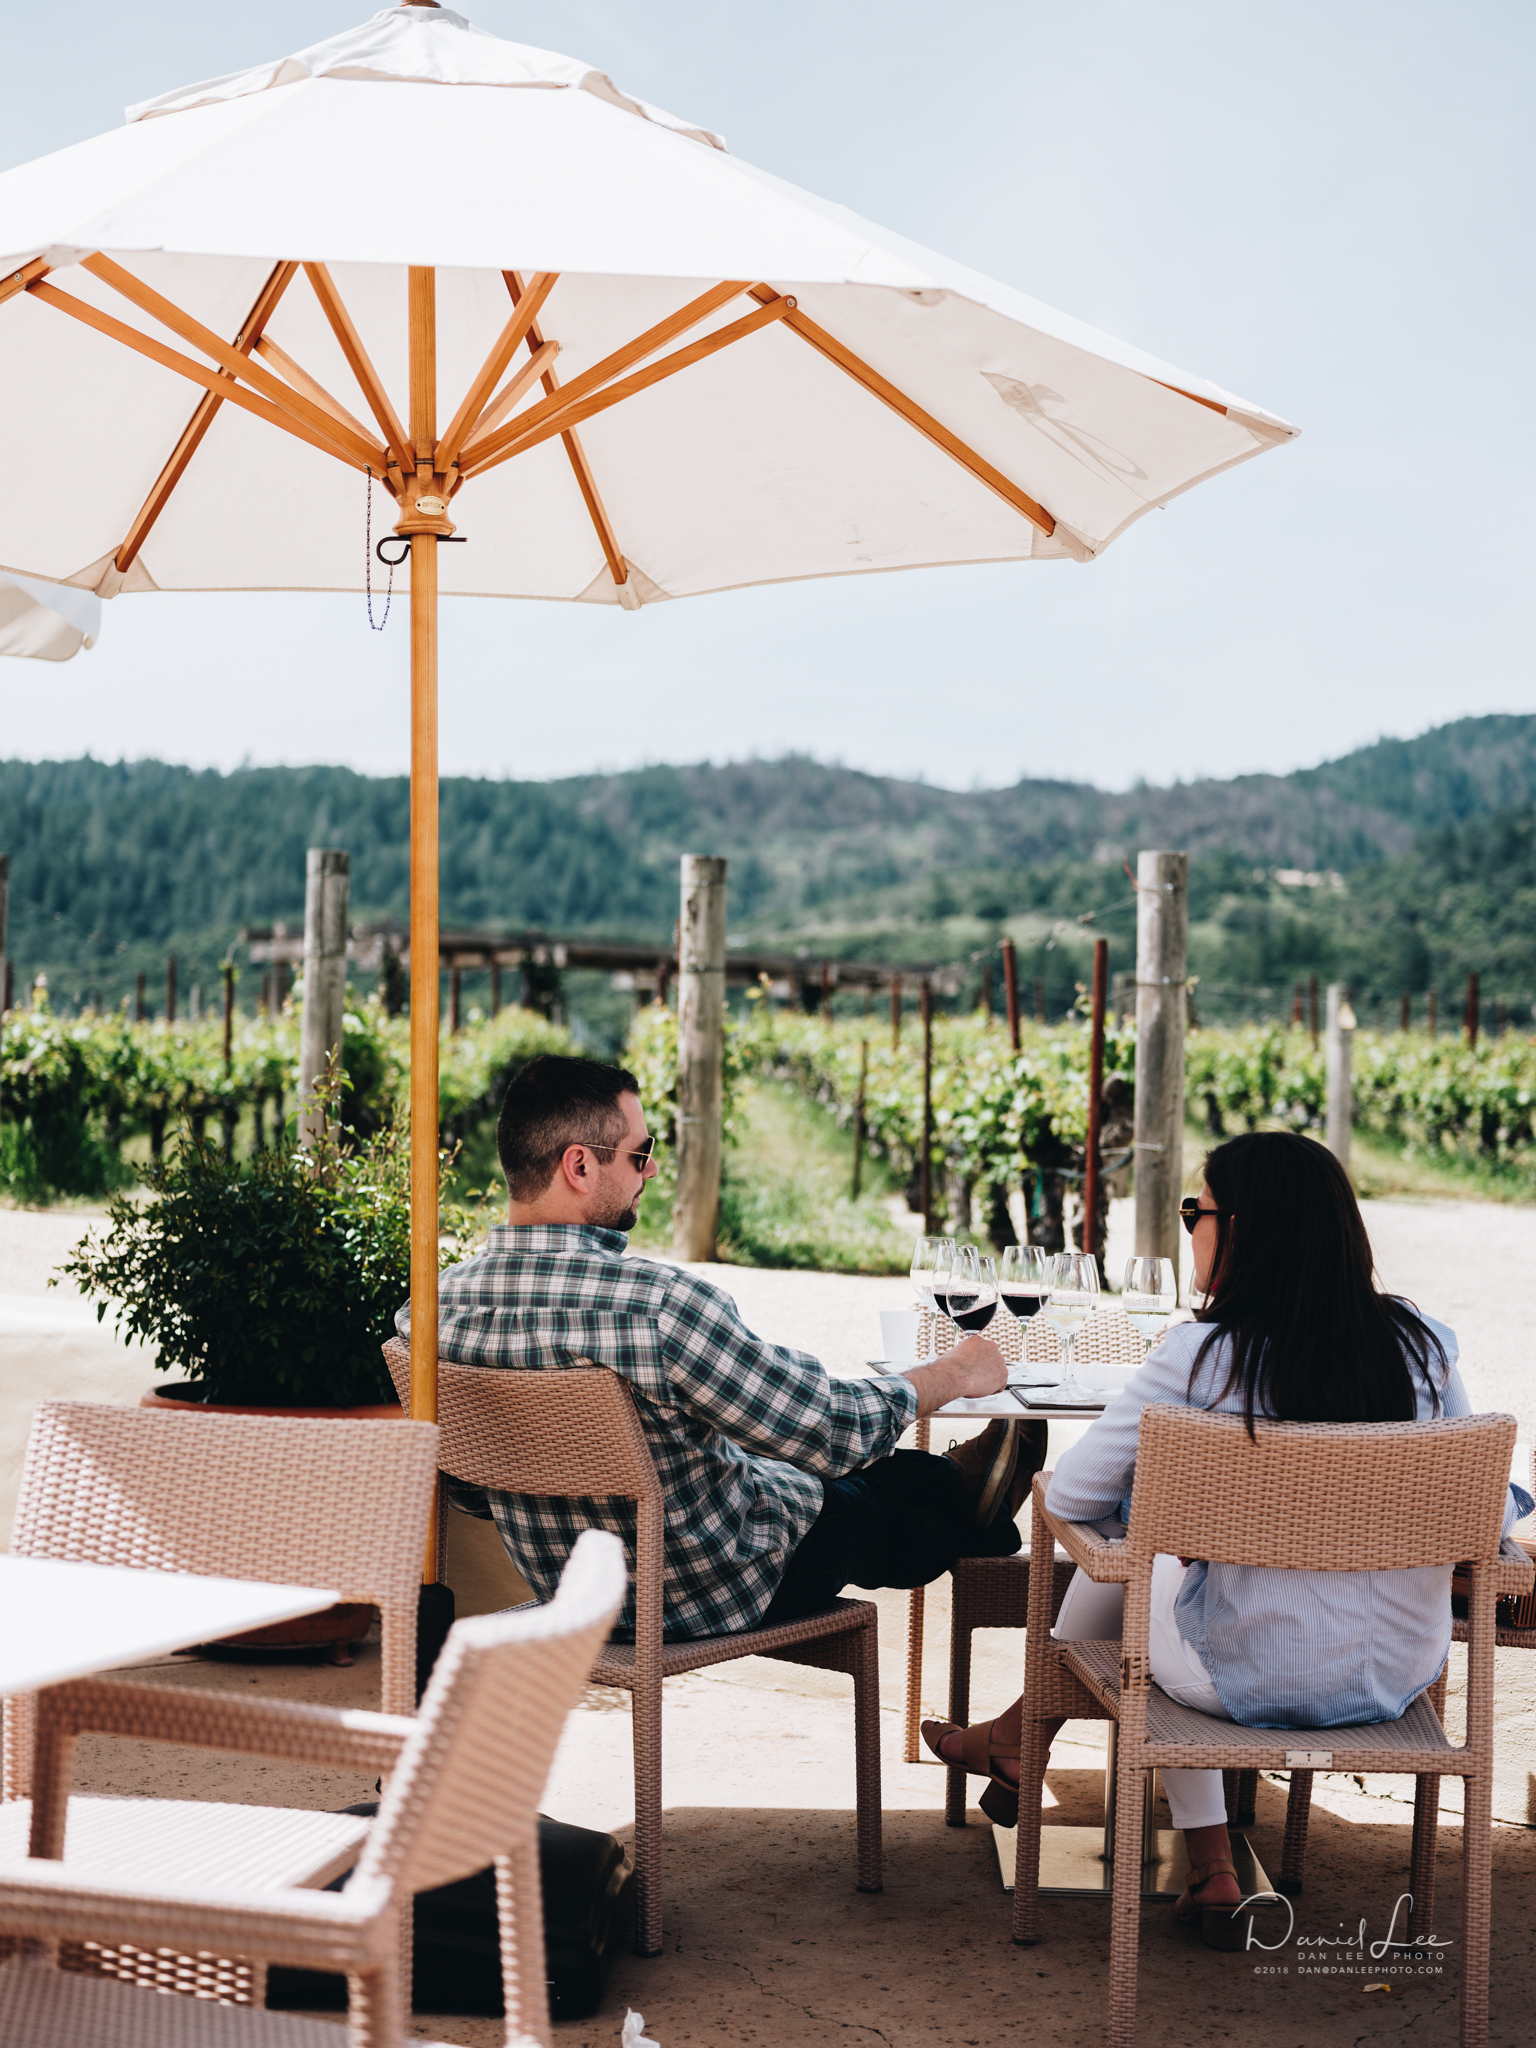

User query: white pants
[1051,1552,1231,1831]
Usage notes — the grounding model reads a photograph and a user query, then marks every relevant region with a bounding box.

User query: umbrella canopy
[0,3,1293,606]
[0,572,99,660]
[0,1,1295,1465]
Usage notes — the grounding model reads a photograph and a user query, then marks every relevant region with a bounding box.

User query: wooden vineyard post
[299,848,350,1143]
[673,856,728,1262]
[890,974,902,1051]
[1401,989,1411,1033]
[1308,974,1319,1049]
[1034,977,1045,1025]
[1001,936,1021,1051]
[1132,851,1187,1285]
[165,955,177,1027]
[821,958,833,1026]
[850,1037,869,1200]
[1081,937,1108,1263]
[222,959,235,1072]
[1466,971,1480,1049]
[1428,989,1438,1039]
[920,980,934,1233]
[490,958,501,1015]
[449,964,462,1035]
[1326,983,1355,1173]
[1496,997,1506,1040]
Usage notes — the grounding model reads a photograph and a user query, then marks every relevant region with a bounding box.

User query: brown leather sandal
[920,1716,1021,1827]
[1175,1857,1247,1950]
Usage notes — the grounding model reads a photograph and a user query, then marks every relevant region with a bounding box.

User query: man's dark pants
[759,1446,1023,1627]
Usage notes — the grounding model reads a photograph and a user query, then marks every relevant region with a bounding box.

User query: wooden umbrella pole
[1081,937,1108,1260]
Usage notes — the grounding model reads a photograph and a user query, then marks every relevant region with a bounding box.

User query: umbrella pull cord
[365,467,399,632]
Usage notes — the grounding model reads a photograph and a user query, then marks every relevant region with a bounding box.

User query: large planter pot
[140,1381,404,1657]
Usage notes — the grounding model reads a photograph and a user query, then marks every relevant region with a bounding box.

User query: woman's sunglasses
[1179,1197,1223,1236]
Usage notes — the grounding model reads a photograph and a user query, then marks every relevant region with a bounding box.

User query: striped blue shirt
[397,1224,917,1639]
[1047,1313,1532,1728]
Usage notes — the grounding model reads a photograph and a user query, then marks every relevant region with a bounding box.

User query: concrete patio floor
[4,1197,1535,2043]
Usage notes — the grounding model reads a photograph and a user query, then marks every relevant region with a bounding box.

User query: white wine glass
[1000,1243,1052,1383]
[910,1236,955,1358]
[1046,1251,1103,1406]
[1121,1256,1177,1357]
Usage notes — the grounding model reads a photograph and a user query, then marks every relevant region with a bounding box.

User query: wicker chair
[1013,1406,1531,2048]
[0,1527,627,2048]
[1,1400,439,2004]
[382,1338,882,1959]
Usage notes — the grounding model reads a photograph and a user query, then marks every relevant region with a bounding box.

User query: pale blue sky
[3,1,1532,790]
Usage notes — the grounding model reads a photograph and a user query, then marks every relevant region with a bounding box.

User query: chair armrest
[28,1679,412,1859]
[1032,1477,1132,1584]
[1493,1534,1536,1601]
[0,1855,390,1973]
[34,1677,412,1770]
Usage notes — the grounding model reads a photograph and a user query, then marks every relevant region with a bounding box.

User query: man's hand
[902,1334,1008,1419]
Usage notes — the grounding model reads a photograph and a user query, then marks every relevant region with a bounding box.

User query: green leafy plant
[57,1064,480,1407]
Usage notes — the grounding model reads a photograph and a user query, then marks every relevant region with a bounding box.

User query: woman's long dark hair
[1192,1131,1445,1436]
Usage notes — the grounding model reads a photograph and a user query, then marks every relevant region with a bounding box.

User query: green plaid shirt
[397,1223,917,1638]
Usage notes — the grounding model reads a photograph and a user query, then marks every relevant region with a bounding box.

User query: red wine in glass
[1000,1287,1045,1321]
[949,1292,997,1332]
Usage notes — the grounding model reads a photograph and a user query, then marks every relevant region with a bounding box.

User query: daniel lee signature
[1235,1891,1453,1956]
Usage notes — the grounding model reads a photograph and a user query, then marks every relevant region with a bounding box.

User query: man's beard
[589,1185,642,1233]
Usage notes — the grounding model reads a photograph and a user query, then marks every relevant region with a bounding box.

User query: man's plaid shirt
[396,1223,918,1639]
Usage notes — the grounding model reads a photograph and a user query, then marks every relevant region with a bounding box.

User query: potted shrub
[58,1077,479,1654]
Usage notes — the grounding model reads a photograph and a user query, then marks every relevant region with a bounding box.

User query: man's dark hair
[496,1054,640,1202]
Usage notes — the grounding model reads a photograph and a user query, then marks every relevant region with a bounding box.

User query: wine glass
[946,1247,998,1333]
[1000,1244,1053,1382]
[1121,1256,1177,1356]
[1045,1251,1103,1406]
[910,1236,955,1357]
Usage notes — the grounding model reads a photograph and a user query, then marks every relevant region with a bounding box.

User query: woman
[923,1130,1532,1942]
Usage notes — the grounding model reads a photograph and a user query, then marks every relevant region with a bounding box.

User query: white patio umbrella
[0,1,1296,1451]
[0,572,99,661]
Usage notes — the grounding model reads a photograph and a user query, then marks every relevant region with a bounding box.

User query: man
[397,1054,1041,1638]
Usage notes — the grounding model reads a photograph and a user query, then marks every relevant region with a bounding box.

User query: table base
[991,1821,1271,1900]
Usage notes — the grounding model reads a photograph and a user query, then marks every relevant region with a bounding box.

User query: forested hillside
[2,714,1534,1021]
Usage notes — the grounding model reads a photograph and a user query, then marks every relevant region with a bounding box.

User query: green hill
[3,714,1535,1029]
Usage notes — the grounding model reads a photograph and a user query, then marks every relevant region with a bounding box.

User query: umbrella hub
[394,478,456,539]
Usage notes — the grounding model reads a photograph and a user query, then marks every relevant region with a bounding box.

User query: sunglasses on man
[1179,1196,1223,1236]
[586,1138,662,1171]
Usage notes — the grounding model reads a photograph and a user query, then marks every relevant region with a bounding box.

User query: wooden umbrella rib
[504,270,628,588]
[454,340,560,461]
[1149,377,1227,417]
[254,335,379,445]
[27,278,367,471]
[463,295,795,478]
[301,262,413,473]
[0,257,51,307]
[80,253,386,473]
[114,260,298,575]
[435,270,559,470]
[746,285,1057,538]
[462,278,750,475]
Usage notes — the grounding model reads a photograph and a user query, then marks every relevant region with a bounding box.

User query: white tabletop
[0,1555,341,1695]
[934,1388,1110,1419]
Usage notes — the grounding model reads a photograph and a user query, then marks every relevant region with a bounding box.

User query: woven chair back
[1127,1403,1515,1573]
[8,1401,439,1725]
[381,1338,658,1506]
[359,1529,626,1896]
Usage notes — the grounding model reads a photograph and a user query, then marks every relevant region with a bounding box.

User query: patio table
[0,1554,341,1695]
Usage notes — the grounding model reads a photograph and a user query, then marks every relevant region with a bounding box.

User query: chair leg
[1106,1730,1145,2048]
[1009,1717,1052,1945]
[1460,1764,1493,2047]
[945,1580,975,1827]
[1408,1774,1442,1944]
[347,1958,405,2048]
[903,1584,926,1763]
[851,1616,884,1894]
[631,1678,665,1957]
[1225,1766,1258,1830]
[497,1835,553,2048]
[1279,1771,1314,1896]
